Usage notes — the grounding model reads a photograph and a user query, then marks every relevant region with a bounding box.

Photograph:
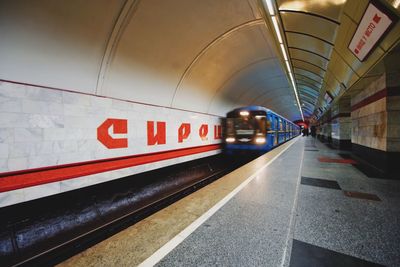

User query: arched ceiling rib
[171,19,265,105]
[0,0,303,120]
[100,0,302,120]
[278,5,339,114]
[270,0,400,120]
[292,58,327,72]
[2,0,398,123]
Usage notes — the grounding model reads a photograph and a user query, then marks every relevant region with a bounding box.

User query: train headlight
[226,137,235,143]
[255,137,266,144]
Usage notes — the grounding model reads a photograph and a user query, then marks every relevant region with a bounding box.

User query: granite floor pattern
[157,139,304,266]
[157,137,400,267]
[58,139,298,267]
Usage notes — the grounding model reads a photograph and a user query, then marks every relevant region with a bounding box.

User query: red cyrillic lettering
[214,125,222,139]
[147,121,166,145]
[199,124,208,141]
[97,118,128,149]
[178,123,191,143]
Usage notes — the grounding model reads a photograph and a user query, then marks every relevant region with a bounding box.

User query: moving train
[224,106,300,154]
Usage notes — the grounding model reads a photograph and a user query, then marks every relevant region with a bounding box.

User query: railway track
[0,154,256,267]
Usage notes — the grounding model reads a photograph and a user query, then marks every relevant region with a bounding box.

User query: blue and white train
[224,106,300,153]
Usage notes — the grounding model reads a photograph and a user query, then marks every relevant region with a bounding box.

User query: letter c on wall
[97,118,128,149]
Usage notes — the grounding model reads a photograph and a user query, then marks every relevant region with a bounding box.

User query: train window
[275,117,278,130]
[279,119,283,131]
[226,112,267,136]
[266,120,271,130]
[226,118,235,136]
[255,116,266,134]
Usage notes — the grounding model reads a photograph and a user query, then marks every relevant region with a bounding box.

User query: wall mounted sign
[96,118,222,149]
[324,91,334,104]
[348,1,397,61]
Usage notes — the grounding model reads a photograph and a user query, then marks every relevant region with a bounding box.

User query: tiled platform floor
[59,137,400,266]
[157,137,400,266]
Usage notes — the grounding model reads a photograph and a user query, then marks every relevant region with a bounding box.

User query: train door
[274,116,278,146]
[266,114,274,148]
[284,121,289,141]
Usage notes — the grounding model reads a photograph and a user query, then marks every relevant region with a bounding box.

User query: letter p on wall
[97,118,128,149]
[178,123,191,143]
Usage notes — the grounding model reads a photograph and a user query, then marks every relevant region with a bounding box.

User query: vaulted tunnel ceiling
[264,0,400,120]
[0,0,399,122]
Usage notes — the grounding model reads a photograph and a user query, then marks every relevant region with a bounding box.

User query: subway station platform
[1,1,399,266]
[59,137,400,267]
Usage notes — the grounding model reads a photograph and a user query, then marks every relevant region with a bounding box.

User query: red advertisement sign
[348,2,395,61]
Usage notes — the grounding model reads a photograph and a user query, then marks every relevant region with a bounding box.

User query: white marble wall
[351,74,388,151]
[332,117,352,140]
[0,81,222,207]
[331,97,351,141]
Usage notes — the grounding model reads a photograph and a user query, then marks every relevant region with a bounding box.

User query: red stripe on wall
[351,89,387,112]
[351,87,400,112]
[0,144,221,193]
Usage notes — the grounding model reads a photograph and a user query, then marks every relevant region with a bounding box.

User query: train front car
[224,106,271,154]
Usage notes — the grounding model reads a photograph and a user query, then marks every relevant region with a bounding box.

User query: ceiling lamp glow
[280,44,288,61]
[292,83,304,121]
[271,16,283,43]
[285,60,291,71]
[265,1,304,121]
[265,0,275,15]
[289,72,295,83]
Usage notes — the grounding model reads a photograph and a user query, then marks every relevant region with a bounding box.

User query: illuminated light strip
[280,44,288,61]
[265,0,275,15]
[271,16,283,43]
[285,60,291,71]
[292,83,304,121]
[288,72,304,120]
[393,0,400,8]
[266,1,304,121]
[289,72,295,83]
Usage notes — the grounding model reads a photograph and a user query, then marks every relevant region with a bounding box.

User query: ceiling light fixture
[265,0,275,15]
[266,0,304,121]
[281,44,288,60]
[271,16,283,43]
[289,72,294,82]
[285,60,291,72]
